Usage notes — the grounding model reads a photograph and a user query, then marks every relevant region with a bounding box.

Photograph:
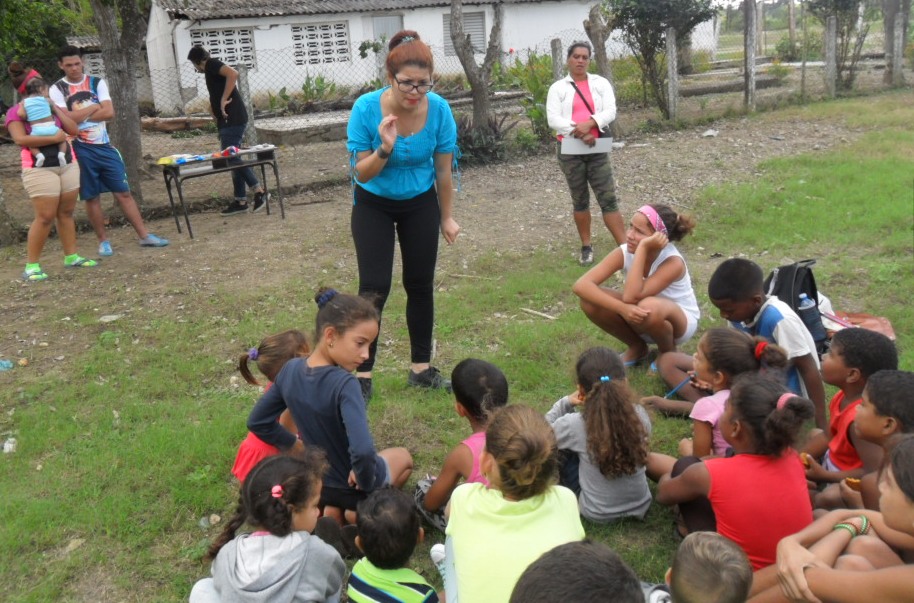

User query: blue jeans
[219,124,259,200]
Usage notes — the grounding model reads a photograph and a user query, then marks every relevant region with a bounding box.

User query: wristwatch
[376,146,391,160]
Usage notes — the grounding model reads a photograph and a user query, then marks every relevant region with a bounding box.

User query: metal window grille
[292,22,351,66]
[189,28,256,69]
[83,53,106,79]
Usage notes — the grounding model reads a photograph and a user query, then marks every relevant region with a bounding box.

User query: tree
[0,0,73,87]
[583,4,623,138]
[603,0,719,119]
[87,0,147,203]
[449,0,503,129]
[809,0,876,90]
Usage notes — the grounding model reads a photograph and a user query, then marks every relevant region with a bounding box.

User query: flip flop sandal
[65,257,99,268]
[22,268,49,282]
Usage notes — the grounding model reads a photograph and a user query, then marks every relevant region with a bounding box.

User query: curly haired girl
[546,346,652,523]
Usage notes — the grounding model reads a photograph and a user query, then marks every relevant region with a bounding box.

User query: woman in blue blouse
[347,30,460,400]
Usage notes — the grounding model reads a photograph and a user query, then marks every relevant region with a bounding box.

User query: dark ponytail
[729,374,814,456]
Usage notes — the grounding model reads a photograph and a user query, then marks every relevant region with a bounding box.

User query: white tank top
[621,243,700,321]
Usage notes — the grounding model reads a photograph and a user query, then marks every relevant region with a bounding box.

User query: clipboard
[560,136,614,155]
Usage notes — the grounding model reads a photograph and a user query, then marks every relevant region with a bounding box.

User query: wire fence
[1,5,910,214]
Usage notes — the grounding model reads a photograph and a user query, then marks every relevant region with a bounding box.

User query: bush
[456,112,517,166]
[774,33,824,62]
[511,127,547,155]
[610,56,649,107]
[498,51,554,141]
[765,59,792,82]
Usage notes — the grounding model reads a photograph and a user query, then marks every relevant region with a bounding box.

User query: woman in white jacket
[546,41,624,266]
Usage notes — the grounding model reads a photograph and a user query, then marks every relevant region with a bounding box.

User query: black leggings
[351,185,440,371]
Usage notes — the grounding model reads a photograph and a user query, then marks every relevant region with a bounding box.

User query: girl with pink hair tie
[573,203,700,367]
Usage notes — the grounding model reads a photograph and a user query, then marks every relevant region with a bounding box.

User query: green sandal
[64,256,99,268]
[23,267,49,282]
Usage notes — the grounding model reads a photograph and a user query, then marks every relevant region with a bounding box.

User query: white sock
[35,153,46,168]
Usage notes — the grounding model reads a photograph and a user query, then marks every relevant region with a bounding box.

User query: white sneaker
[430,543,446,574]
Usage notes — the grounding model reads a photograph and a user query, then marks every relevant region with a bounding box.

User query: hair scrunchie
[316,288,338,309]
[754,341,768,361]
[271,484,284,499]
[248,347,259,361]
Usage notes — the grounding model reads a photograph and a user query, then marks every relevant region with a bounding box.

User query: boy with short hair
[848,369,914,510]
[707,258,826,429]
[509,540,643,603]
[667,532,752,603]
[803,328,898,509]
[347,488,439,603]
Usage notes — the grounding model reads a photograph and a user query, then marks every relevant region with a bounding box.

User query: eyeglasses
[394,77,434,94]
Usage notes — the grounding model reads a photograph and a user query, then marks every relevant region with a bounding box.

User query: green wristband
[833,523,858,538]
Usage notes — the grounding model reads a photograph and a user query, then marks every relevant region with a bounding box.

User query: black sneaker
[252,191,270,213]
[358,377,373,403]
[407,367,452,392]
[579,246,594,266]
[221,200,248,216]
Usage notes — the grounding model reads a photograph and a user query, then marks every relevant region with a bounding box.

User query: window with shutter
[442,12,486,56]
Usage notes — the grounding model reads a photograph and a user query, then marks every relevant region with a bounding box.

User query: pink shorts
[21,163,80,198]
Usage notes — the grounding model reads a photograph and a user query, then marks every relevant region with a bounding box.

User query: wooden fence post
[666,27,679,121]
[891,11,906,87]
[745,0,757,112]
[237,65,258,145]
[824,16,837,98]
[551,38,563,82]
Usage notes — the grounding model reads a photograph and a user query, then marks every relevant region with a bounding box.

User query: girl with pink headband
[573,203,700,367]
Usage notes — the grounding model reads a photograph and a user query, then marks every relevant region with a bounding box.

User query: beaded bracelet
[833,522,859,537]
[858,515,870,536]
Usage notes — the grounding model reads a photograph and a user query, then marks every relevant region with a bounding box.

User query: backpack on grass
[763,259,829,358]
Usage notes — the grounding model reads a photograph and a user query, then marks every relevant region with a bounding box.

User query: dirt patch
[0,109,862,381]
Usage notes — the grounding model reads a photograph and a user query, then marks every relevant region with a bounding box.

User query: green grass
[1,92,912,601]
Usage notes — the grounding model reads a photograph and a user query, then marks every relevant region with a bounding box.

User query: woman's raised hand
[378,115,398,150]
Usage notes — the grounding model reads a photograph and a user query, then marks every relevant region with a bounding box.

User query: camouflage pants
[556,142,619,213]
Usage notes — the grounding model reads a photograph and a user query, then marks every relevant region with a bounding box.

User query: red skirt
[231,432,280,482]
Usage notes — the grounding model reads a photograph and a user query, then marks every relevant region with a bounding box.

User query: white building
[146,0,719,115]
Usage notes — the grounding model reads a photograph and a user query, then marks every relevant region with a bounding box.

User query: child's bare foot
[640,395,694,417]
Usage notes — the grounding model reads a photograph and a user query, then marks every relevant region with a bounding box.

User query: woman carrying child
[545,346,652,523]
[247,288,413,524]
[415,358,509,531]
[656,374,814,570]
[443,405,585,602]
[573,203,699,367]
[748,434,914,602]
[18,78,68,168]
[231,329,310,482]
[190,451,346,602]
[5,79,97,281]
